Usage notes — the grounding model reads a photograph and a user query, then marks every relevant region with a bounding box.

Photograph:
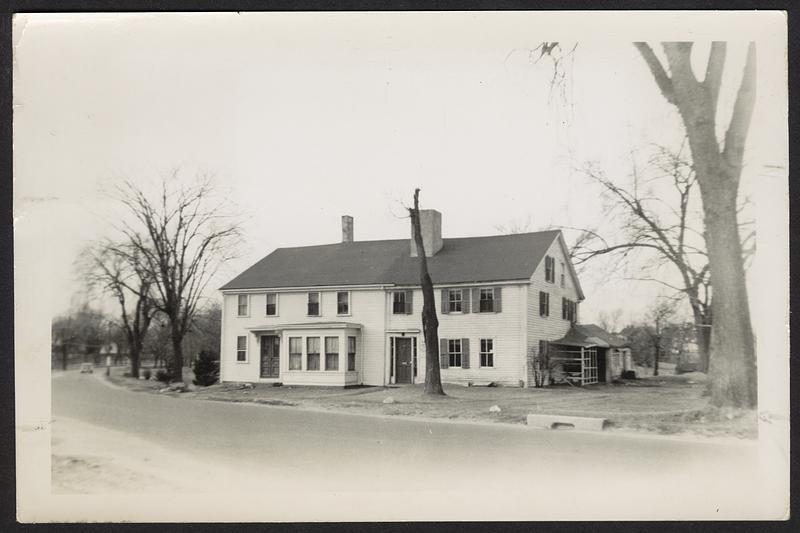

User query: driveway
[50,371,780,520]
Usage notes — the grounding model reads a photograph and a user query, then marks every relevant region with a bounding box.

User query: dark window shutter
[462,289,470,313]
[539,339,549,357]
[441,289,450,314]
[562,297,567,320]
[405,290,413,314]
[494,287,502,313]
[461,338,470,369]
[440,338,449,368]
[472,288,480,313]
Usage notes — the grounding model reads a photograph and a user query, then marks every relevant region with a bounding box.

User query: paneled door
[260,335,280,378]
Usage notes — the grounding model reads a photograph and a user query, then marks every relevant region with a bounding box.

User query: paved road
[51,371,773,519]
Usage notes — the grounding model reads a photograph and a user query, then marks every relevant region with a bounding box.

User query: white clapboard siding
[406,284,528,387]
[526,237,583,362]
[220,289,386,385]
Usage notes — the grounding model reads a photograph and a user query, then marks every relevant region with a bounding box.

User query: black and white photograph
[12,10,789,522]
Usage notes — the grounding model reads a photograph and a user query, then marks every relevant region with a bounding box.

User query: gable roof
[220,230,576,292]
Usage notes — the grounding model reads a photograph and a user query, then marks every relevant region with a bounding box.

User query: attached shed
[547,324,632,386]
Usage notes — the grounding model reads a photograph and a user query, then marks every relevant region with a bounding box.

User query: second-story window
[266,293,277,316]
[448,289,463,313]
[393,291,412,314]
[337,292,350,315]
[307,292,320,316]
[237,294,249,317]
[479,288,495,312]
[560,261,566,287]
[539,291,550,317]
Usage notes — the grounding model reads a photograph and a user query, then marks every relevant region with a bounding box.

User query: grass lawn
[105,366,756,439]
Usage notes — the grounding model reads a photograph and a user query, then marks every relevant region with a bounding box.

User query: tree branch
[634,42,676,105]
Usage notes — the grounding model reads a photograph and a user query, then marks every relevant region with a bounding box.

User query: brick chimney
[341,215,354,243]
[410,209,443,257]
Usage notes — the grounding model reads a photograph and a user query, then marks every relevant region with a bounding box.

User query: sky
[12,11,788,327]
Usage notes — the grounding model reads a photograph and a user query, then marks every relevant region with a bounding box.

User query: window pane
[307,354,320,371]
[289,354,302,370]
[347,353,356,372]
[237,336,246,350]
[348,336,356,354]
[326,353,338,371]
[307,337,320,354]
[325,336,339,354]
[289,337,301,354]
[308,292,319,304]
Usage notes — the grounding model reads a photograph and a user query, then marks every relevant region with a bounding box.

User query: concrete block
[526,414,607,431]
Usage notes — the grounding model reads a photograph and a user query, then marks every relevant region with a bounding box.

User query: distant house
[219,210,594,387]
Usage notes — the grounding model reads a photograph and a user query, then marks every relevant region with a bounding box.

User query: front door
[260,335,280,378]
[395,337,413,384]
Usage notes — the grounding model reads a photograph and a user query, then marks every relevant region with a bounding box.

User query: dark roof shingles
[220,231,560,290]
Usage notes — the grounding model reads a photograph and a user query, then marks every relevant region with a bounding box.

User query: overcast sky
[13,11,787,326]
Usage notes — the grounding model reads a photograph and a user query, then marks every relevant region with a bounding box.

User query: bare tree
[634,42,757,407]
[573,144,715,373]
[597,309,624,334]
[408,188,445,396]
[80,242,156,378]
[644,300,676,377]
[112,174,242,383]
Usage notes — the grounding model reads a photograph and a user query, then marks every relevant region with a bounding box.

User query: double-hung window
[448,289,463,313]
[560,261,566,287]
[448,339,462,367]
[289,337,302,370]
[562,298,576,323]
[337,292,350,315]
[392,290,414,314]
[479,288,494,312]
[306,337,320,370]
[237,294,249,317]
[539,291,550,317]
[480,339,494,367]
[236,336,247,362]
[347,336,357,372]
[307,292,320,316]
[266,293,278,316]
[325,336,339,371]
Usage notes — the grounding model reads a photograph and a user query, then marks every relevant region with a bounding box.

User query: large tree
[573,144,714,372]
[634,42,757,408]
[81,242,156,378]
[113,175,241,383]
[408,189,445,396]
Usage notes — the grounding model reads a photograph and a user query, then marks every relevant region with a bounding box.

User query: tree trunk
[170,325,184,383]
[689,304,711,373]
[703,196,757,407]
[409,189,445,396]
[639,42,758,408]
[653,342,660,376]
[129,341,141,379]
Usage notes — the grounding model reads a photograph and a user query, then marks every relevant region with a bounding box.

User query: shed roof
[551,324,629,349]
[220,230,577,292]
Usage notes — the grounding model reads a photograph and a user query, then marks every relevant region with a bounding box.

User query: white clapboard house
[219,210,623,387]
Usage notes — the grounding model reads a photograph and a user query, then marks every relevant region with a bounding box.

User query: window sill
[336,314,352,318]
[235,360,249,364]
[236,315,250,318]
